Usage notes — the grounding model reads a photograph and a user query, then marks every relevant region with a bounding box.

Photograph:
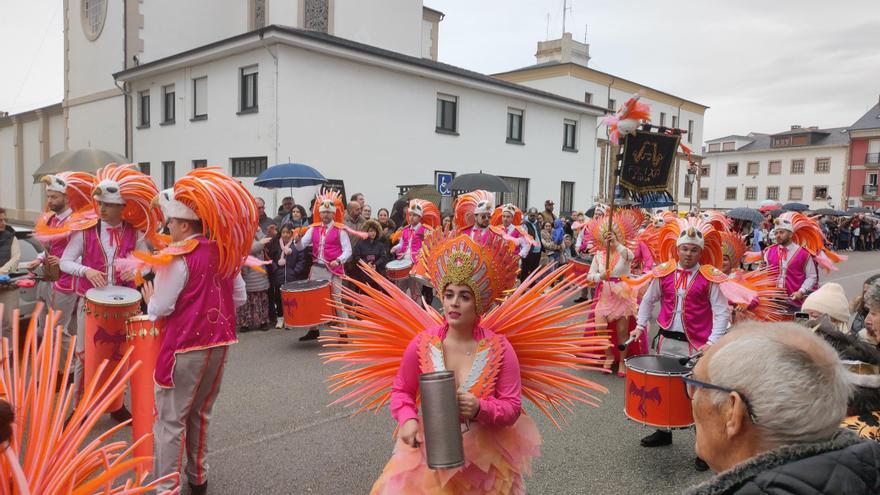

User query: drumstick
[617,336,636,351]
[678,350,704,366]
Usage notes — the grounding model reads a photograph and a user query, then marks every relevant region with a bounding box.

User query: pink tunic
[155,237,238,387]
[631,240,655,274]
[75,222,138,296]
[46,214,76,294]
[399,224,428,263]
[656,270,714,348]
[311,224,345,276]
[765,244,815,308]
[390,324,522,427]
[457,225,503,245]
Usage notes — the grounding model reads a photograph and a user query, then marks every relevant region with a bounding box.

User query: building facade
[492,33,709,209]
[700,126,849,210]
[845,100,880,210]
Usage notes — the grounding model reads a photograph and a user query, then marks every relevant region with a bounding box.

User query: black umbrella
[847,206,873,214]
[812,208,847,217]
[782,202,809,212]
[449,172,512,193]
[585,206,596,218]
[726,207,764,225]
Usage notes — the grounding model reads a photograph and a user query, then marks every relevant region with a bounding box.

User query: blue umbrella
[253,162,326,189]
[782,202,809,212]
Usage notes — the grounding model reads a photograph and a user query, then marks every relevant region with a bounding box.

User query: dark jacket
[683,430,880,495]
[351,238,389,286]
[266,237,311,287]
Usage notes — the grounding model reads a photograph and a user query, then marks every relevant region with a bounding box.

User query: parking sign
[436,171,454,197]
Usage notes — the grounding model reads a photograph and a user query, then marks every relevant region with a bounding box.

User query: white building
[700,126,850,210]
[493,33,709,206]
[1,1,705,223]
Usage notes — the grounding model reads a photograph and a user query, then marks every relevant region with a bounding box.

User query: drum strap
[659,329,688,342]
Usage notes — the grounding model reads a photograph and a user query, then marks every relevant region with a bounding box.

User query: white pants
[153,346,229,491]
[309,264,346,319]
[655,333,695,358]
[0,287,19,340]
[36,282,78,366]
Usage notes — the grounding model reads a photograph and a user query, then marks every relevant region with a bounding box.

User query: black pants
[268,283,282,320]
[520,251,541,282]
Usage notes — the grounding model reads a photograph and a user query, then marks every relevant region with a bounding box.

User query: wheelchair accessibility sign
[436,171,454,197]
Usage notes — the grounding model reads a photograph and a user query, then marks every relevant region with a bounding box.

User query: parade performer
[321,232,610,494]
[626,218,736,461]
[491,203,539,259]
[59,163,162,420]
[131,167,253,495]
[454,190,505,243]
[760,211,844,311]
[29,172,96,378]
[585,208,645,375]
[390,199,439,301]
[719,231,787,323]
[294,189,365,341]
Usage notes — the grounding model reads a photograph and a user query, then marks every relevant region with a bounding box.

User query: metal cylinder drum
[419,371,464,470]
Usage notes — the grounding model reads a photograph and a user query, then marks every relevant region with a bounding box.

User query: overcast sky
[3,0,879,141]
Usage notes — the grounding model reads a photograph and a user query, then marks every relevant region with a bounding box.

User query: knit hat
[802,283,850,323]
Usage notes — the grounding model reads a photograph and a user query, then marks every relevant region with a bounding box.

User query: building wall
[332,0,423,58]
[65,0,126,99]
[0,126,15,209]
[700,145,848,210]
[847,137,880,208]
[66,96,126,153]
[128,43,598,214]
[139,0,248,63]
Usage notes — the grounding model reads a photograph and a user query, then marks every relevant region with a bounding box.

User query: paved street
[97,251,880,494]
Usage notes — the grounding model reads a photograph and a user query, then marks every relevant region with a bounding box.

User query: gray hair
[707,322,851,448]
[865,279,880,312]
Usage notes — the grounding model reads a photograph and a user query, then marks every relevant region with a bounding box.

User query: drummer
[455,190,505,243]
[139,171,249,495]
[492,203,535,259]
[628,227,730,470]
[390,200,432,301]
[60,164,157,422]
[294,192,352,341]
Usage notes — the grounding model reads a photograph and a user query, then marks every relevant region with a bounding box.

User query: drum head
[85,285,142,305]
[386,259,413,270]
[282,280,330,292]
[625,354,689,374]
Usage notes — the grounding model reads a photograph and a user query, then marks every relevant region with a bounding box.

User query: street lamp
[687,169,696,213]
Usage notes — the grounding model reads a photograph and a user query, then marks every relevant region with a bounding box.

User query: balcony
[864,184,878,198]
[866,153,880,167]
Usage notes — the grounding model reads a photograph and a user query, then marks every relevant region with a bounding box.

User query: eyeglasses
[683,375,758,423]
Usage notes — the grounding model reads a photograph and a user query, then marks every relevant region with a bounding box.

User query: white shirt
[147,235,247,320]
[636,263,730,344]
[504,223,530,259]
[294,222,352,264]
[764,242,819,293]
[37,208,72,261]
[60,221,149,284]
[587,243,632,282]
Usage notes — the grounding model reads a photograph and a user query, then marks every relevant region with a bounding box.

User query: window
[722,141,735,151]
[563,119,577,151]
[161,85,175,124]
[192,77,207,120]
[788,186,803,201]
[791,159,805,174]
[768,160,781,175]
[239,66,258,113]
[659,112,666,127]
[815,157,830,173]
[497,176,529,210]
[608,98,616,111]
[162,161,175,189]
[436,94,457,133]
[767,186,780,200]
[727,163,739,176]
[707,143,721,152]
[506,108,524,144]
[745,187,757,200]
[725,187,737,200]
[231,156,267,177]
[699,164,710,177]
[671,115,678,129]
[138,91,150,127]
[687,120,694,144]
[192,159,208,169]
[138,162,150,176]
[684,180,693,197]
[699,188,709,200]
[813,186,828,200]
[747,161,760,175]
[584,92,592,104]
[560,181,574,214]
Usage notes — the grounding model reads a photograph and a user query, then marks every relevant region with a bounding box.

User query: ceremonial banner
[618,130,680,206]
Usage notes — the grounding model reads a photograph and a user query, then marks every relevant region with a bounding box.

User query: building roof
[849,102,880,131]
[492,60,708,110]
[114,25,608,115]
[706,127,850,153]
[705,134,752,143]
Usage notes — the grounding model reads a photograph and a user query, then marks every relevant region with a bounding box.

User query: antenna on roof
[546,13,550,40]
[562,0,569,34]
[584,24,588,44]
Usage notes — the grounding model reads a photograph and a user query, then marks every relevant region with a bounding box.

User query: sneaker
[189,481,208,495]
[275,318,284,329]
[640,429,672,447]
[298,329,320,341]
[694,456,710,472]
[110,405,132,424]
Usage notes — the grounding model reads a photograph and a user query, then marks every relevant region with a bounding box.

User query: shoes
[275,318,283,329]
[640,429,672,447]
[110,405,132,423]
[239,326,252,333]
[694,456,710,472]
[298,329,320,341]
[258,323,271,332]
[189,481,208,495]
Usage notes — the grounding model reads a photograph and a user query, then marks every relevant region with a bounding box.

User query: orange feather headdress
[39,172,97,213]
[311,189,345,224]
[586,208,643,252]
[653,215,724,268]
[773,211,845,271]
[454,190,495,230]
[407,199,441,229]
[720,231,747,265]
[93,163,163,239]
[490,203,523,227]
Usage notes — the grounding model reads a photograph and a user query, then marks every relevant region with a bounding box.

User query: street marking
[825,268,880,284]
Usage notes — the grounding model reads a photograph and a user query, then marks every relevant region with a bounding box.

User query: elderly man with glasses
[683,321,880,495]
